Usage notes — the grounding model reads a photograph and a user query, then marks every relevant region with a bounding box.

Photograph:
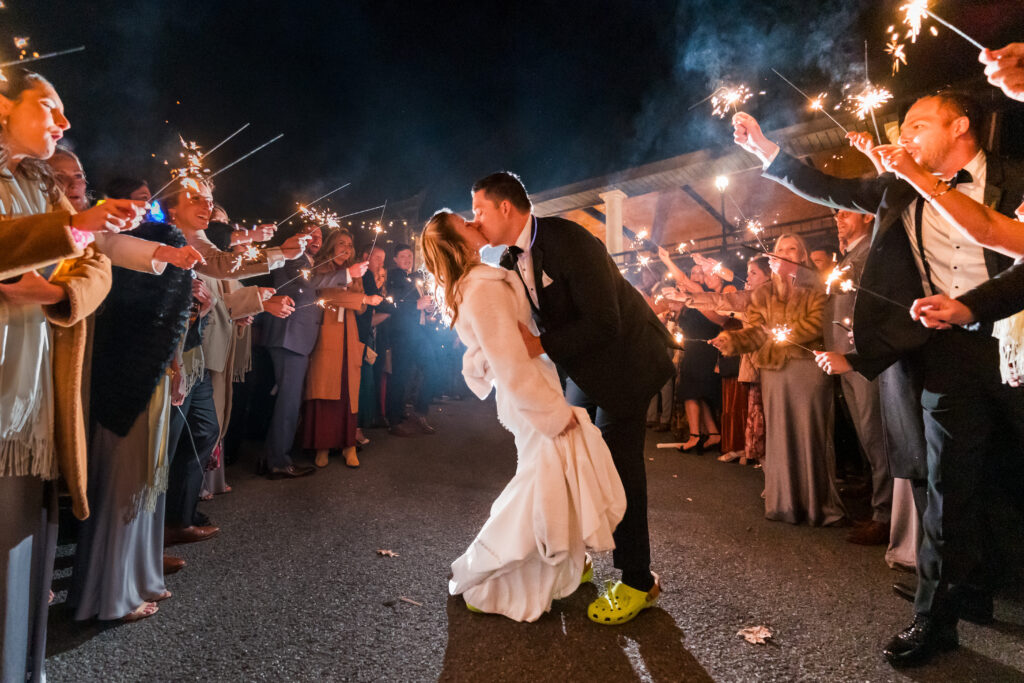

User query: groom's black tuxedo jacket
[764,150,1024,380]
[528,216,674,417]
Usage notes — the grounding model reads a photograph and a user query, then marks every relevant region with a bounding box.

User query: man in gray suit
[823,209,892,545]
[261,226,325,479]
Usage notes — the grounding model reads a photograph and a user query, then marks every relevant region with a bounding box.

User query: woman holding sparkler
[302,229,380,469]
[0,68,142,680]
[421,210,625,622]
[656,248,726,453]
[709,235,844,526]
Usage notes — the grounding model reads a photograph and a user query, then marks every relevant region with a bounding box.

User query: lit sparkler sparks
[676,239,695,255]
[824,264,852,295]
[769,324,815,353]
[745,219,771,252]
[711,84,754,119]
[886,39,908,74]
[673,331,684,345]
[276,181,352,226]
[894,0,985,67]
[848,85,893,121]
[770,69,850,134]
[13,37,28,50]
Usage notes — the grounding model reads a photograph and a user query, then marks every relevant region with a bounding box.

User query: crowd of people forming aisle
[2,36,1024,680]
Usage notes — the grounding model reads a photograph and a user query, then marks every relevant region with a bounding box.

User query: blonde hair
[420,210,479,325]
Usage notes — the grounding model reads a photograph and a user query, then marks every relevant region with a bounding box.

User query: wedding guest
[104,176,152,203]
[981,42,1024,102]
[824,210,892,545]
[734,96,1024,665]
[711,234,844,526]
[386,244,437,436]
[69,221,192,623]
[358,244,390,435]
[656,249,722,453]
[302,229,378,468]
[0,68,124,682]
[261,223,324,479]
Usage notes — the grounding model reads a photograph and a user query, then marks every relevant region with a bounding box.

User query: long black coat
[528,216,674,418]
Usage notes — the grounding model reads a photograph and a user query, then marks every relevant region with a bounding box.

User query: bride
[420,209,626,622]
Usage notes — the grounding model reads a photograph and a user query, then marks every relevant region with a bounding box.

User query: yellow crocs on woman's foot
[587,574,660,625]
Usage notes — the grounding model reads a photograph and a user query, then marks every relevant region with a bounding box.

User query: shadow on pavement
[440,583,712,682]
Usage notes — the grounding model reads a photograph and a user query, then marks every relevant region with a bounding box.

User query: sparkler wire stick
[201,122,251,161]
[148,123,253,202]
[770,69,850,134]
[687,87,723,111]
[337,204,387,220]
[864,41,884,143]
[207,133,284,180]
[369,199,389,252]
[0,45,85,68]
[924,10,985,50]
[276,182,352,225]
[275,257,338,290]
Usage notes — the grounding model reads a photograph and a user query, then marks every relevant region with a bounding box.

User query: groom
[471,171,675,624]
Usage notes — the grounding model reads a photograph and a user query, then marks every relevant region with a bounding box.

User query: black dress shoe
[267,465,316,479]
[883,614,958,667]
[893,580,916,603]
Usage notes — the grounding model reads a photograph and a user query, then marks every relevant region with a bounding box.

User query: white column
[599,189,627,255]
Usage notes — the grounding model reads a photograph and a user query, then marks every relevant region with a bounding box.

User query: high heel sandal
[677,434,704,454]
[703,432,721,453]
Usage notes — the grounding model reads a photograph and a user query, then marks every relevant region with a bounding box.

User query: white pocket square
[541,271,554,287]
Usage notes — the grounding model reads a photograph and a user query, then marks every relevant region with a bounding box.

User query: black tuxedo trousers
[913,326,1024,616]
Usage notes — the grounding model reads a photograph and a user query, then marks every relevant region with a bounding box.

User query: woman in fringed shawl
[0,69,130,682]
[68,221,192,622]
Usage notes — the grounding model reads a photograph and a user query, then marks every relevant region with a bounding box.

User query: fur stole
[90,222,193,436]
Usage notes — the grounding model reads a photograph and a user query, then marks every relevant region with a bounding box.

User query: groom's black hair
[472,171,532,213]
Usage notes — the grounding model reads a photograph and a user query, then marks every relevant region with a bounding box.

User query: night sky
[3,1,1023,224]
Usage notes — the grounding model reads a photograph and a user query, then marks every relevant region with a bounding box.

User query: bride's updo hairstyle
[420,209,479,326]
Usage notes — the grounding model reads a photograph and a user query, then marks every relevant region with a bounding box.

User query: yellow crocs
[587,573,660,625]
[581,554,594,584]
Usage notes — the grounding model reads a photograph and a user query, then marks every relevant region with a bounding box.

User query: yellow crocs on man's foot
[587,573,660,625]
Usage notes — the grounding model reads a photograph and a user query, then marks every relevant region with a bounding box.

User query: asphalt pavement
[45,396,1024,682]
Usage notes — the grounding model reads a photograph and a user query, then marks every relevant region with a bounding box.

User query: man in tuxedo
[471,172,675,625]
[732,93,1024,666]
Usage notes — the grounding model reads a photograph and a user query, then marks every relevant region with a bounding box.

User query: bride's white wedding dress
[448,264,626,622]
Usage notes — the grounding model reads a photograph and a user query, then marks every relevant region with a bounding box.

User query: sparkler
[822,264,910,310]
[711,84,754,119]
[745,219,771,253]
[148,124,250,202]
[899,0,984,51]
[276,181,352,226]
[886,38,908,74]
[769,324,816,353]
[0,44,85,70]
[369,200,389,252]
[770,69,850,134]
[847,85,892,127]
[206,133,284,180]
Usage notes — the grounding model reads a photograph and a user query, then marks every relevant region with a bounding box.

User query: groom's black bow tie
[949,168,973,187]
[500,246,524,270]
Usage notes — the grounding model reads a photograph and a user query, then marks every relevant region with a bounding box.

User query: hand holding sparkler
[873,145,935,190]
[348,261,369,279]
[708,332,734,355]
[731,113,780,165]
[814,351,853,376]
[70,199,147,234]
[981,43,1024,103]
[279,233,309,260]
[910,293,972,329]
[248,223,278,243]
[263,294,295,319]
[154,244,206,270]
[845,132,887,175]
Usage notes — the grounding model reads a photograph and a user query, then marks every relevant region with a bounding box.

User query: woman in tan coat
[0,68,141,682]
[302,229,381,468]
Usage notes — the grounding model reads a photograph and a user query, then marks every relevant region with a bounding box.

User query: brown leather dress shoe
[164,525,220,546]
[267,464,316,479]
[413,415,436,435]
[163,555,186,574]
[846,520,890,545]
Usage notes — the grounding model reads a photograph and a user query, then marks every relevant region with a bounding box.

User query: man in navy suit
[732,93,1024,666]
[261,225,325,479]
[472,172,674,625]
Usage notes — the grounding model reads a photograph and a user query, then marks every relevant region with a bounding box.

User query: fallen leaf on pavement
[377,549,399,557]
[737,625,773,645]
